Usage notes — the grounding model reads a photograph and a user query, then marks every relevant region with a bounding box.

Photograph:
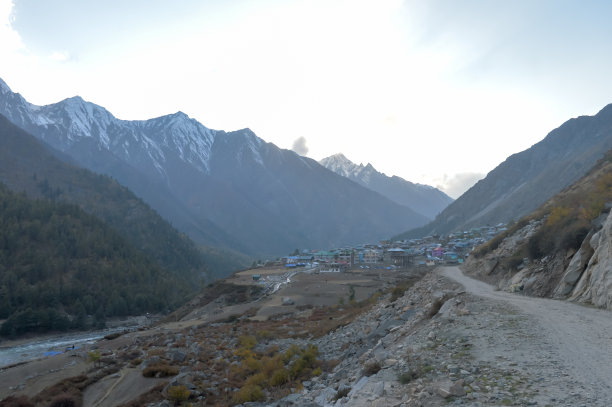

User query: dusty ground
[440,266,612,405]
[0,351,88,399]
[185,267,421,324]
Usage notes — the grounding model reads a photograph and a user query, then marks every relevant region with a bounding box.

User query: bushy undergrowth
[142,363,179,378]
[362,360,382,376]
[230,337,322,404]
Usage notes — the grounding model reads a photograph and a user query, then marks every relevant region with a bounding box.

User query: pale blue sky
[2,0,612,197]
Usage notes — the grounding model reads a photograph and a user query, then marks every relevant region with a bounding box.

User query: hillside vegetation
[0,114,216,282]
[0,183,196,337]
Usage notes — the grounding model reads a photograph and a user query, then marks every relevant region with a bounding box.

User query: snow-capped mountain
[320,153,453,219]
[0,78,429,257]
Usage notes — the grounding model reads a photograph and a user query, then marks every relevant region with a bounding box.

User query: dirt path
[440,266,612,405]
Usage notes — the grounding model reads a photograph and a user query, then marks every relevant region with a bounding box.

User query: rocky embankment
[261,268,612,407]
[463,208,612,308]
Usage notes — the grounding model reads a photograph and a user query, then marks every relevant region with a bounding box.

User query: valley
[3,264,612,406]
[2,3,612,407]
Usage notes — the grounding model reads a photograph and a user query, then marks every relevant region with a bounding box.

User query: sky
[2,0,612,198]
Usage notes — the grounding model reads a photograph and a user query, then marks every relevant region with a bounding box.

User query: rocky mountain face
[0,79,428,258]
[462,151,612,308]
[396,105,612,239]
[320,153,453,219]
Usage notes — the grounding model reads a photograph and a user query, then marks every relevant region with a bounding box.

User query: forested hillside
[0,114,218,281]
[0,183,194,337]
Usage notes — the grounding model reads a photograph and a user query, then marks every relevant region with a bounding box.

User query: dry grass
[142,363,179,378]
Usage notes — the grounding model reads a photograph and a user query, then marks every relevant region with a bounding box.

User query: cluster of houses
[275,223,508,272]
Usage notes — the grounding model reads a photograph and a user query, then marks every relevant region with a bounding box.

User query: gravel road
[441,266,612,406]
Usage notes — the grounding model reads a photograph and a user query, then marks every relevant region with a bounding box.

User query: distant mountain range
[320,153,453,219]
[395,104,612,239]
[0,78,428,258]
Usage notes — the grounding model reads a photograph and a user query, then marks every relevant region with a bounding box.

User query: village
[264,223,508,273]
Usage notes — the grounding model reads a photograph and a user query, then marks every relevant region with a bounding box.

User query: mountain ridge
[394,104,612,239]
[320,153,453,219]
[0,79,428,259]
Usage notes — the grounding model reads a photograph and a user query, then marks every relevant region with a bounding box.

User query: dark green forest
[0,183,194,337]
[0,114,213,284]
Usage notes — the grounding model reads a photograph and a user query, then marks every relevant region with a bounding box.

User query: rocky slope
[0,78,428,258]
[320,153,453,219]
[567,209,612,307]
[396,104,612,240]
[5,267,612,406]
[462,151,612,308]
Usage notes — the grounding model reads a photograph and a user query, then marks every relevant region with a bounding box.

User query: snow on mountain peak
[320,153,364,178]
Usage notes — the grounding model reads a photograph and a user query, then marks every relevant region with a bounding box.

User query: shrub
[167,385,190,405]
[527,229,554,260]
[289,344,319,379]
[233,384,264,403]
[560,224,589,251]
[142,363,179,378]
[334,387,351,401]
[0,395,34,407]
[398,370,419,384]
[256,330,272,340]
[261,355,284,376]
[283,344,300,363]
[269,368,290,386]
[504,254,524,270]
[245,372,267,387]
[362,360,382,376]
[244,355,263,372]
[87,350,101,366]
[104,332,123,340]
[546,206,572,227]
[238,335,257,350]
[49,396,77,407]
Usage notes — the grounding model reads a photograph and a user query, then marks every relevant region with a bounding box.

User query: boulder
[282,297,295,306]
[168,349,187,363]
[570,211,612,308]
[438,379,466,398]
[554,230,595,297]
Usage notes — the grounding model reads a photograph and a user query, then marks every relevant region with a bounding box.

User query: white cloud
[435,172,485,199]
[0,0,23,53]
[291,136,309,156]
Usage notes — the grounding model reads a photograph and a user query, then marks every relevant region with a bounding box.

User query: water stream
[0,328,123,368]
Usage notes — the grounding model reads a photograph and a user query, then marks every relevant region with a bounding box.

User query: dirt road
[440,266,612,405]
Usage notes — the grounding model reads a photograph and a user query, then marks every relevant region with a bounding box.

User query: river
[0,328,127,368]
